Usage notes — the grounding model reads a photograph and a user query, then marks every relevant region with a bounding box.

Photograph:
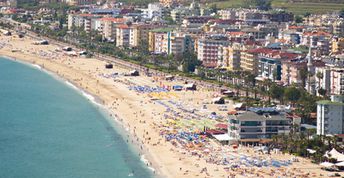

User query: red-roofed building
[301,31,332,46]
[288,25,304,32]
[257,51,301,81]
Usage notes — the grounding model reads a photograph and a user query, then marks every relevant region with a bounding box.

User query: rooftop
[317,100,344,106]
[151,27,174,33]
[231,111,289,121]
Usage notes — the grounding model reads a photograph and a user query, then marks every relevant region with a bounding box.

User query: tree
[299,68,308,88]
[261,79,273,104]
[296,91,317,119]
[284,87,301,104]
[304,12,311,17]
[245,0,272,10]
[318,88,327,96]
[269,84,285,103]
[340,9,344,18]
[182,52,201,72]
[210,4,218,13]
[295,15,304,23]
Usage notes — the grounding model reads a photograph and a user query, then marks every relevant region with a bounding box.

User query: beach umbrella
[306,149,316,154]
[203,148,210,153]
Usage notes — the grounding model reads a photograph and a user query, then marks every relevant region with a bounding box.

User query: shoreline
[2,56,163,178]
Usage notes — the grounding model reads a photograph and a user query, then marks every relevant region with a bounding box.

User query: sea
[0,57,153,178]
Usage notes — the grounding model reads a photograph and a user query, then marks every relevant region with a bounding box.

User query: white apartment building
[228,108,291,144]
[317,95,344,135]
[142,3,165,19]
[67,14,102,33]
[218,9,236,20]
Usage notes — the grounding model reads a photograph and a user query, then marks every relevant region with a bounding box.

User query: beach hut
[165,75,174,81]
[63,46,72,51]
[130,70,139,76]
[184,83,196,90]
[66,51,77,56]
[2,30,11,36]
[34,40,49,45]
[172,85,183,91]
[79,51,88,56]
[234,103,246,110]
[213,97,225,104]
[213,134,231,144]
[222,90,235,97]
[105,63,113,69]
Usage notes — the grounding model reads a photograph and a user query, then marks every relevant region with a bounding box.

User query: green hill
[208,0,344,15]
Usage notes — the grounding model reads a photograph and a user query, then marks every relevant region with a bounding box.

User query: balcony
[240,129,263,133]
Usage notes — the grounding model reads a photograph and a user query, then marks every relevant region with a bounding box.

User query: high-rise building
[317,95,344,135]
[197,35,229,68]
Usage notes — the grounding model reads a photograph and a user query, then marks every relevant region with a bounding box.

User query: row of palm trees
[272,126,341,163]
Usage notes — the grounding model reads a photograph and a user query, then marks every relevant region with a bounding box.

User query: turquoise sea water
[0,57,152,178]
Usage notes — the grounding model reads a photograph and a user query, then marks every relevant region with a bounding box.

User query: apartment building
[68,14,102,33]
[95,17,126,40]
[332,19,344,37]
[62,0,93,5]
[116,24,130,47]
[218,44,241,71]
[317,95,344,135]
[258,57,282,81]
[149,28,192,55]
[330,68,344,95]
[218,9,236,20]
[301,31,331,46]
[332,37,344,54]
[149,28,172,54]
[159,0,180,7]
[240,48,274,75]
[129,24,157,47]
[197,35,229,68]
[142,3,165,19]
[182,16,214,28]
[171,7,191,23]
[228,108,291,144]
[258,52,300,81]
[281,60,307,86]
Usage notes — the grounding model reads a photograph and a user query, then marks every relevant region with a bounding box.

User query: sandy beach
[0,33,341,178]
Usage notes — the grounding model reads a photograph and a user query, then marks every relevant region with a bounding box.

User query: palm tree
[299,68,309,88]
[233,84,241,97]
[262,79,273,104]
[316,72,324,95]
